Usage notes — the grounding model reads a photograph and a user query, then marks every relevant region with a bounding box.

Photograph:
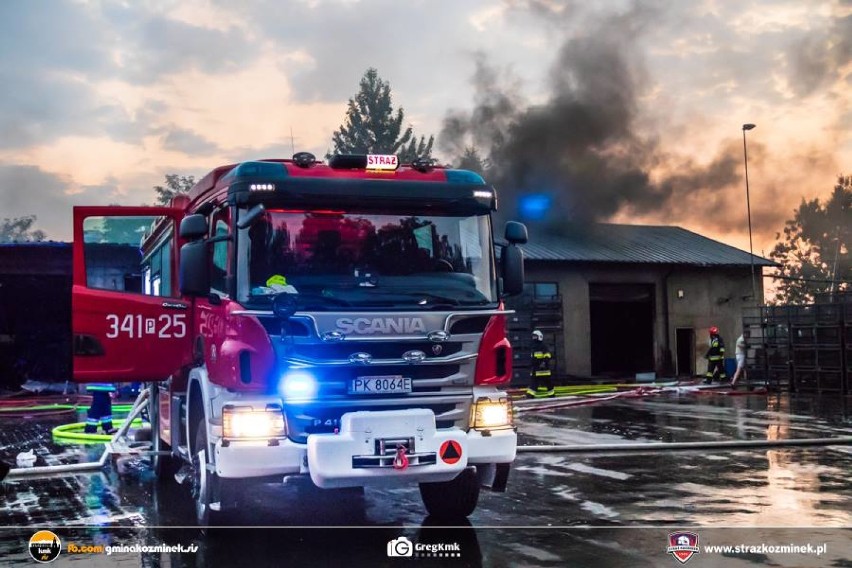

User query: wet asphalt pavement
[1,390,850,567]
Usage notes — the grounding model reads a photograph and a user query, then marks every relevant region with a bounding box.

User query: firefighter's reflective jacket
[705,336,726,362]
[532,342,552,377]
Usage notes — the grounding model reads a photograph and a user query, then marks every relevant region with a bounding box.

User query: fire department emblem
[431,344,443,356]
[666,532,699,564]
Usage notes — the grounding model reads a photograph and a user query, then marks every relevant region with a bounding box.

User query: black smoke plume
[439,5,740,234]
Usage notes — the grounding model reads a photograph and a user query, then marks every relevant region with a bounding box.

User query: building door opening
[589,283,654,377]
[676,328,695,377]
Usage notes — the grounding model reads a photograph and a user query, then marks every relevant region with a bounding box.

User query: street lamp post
[742,123,757,303]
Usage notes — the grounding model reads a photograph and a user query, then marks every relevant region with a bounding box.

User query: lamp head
[742,123,756,131]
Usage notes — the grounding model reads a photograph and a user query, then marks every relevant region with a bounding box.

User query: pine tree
[329,68,433,162]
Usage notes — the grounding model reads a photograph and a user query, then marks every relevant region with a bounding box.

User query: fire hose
[52,419,145,444]
[3,388,150,479]
[518,436,852,454]
[0,403,136,419]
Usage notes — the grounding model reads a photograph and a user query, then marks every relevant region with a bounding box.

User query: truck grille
[273,339,478,443]
[290,341,462,360]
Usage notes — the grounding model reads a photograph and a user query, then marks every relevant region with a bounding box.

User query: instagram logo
[387,537,413,557]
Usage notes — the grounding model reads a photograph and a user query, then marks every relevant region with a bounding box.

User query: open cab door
[72,206,193,382]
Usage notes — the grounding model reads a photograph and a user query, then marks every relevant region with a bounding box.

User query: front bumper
[214,407,516,487]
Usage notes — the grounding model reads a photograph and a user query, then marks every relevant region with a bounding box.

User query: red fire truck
[72,153,527,524]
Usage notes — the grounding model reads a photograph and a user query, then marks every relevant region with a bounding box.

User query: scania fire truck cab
[72,153,527,524]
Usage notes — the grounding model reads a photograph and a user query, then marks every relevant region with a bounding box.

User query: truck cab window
[210,215,230,294]
[140,227,174,297]
[82,215,161,294]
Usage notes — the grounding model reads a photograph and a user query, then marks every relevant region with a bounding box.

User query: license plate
[349,375,412,395]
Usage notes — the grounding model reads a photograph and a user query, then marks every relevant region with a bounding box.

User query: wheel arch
[187,365,212,456]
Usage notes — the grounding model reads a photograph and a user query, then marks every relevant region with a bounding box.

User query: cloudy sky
[0,0,850,259]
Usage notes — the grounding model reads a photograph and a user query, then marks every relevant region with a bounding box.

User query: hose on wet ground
[514,386,672,412]
[514,383,769,414]
[518,436,852,454]
[3,388,150,479]
[0,393,92,405]
[52,418,145,443]
[0,403,138,420]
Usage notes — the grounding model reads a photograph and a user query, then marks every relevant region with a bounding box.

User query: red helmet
[709,326,719,335]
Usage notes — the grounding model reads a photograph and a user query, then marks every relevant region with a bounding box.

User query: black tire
[148,383,179,481]
[191,416,236,526]
[192,416,216,526]
[419,468,480,519]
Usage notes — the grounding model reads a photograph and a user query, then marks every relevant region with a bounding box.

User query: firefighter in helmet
[526,330,555,398]
[704,326,727,384]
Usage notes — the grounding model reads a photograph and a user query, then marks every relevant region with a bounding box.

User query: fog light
[223,405,286,439]
[470,397,513,430]
[279,371,318,401]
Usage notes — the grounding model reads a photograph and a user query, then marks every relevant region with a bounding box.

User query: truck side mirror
[501,244,524,296]
[179,240,210,297]
[505,221,528,245]
[180,214,208,241]
[237,204,266,230]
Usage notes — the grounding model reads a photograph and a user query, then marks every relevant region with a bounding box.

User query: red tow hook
[393,445,409,471]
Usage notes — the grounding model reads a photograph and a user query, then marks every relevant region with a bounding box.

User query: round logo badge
[29,530,61,563]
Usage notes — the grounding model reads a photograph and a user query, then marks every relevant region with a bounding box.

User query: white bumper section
[215,408,516,488]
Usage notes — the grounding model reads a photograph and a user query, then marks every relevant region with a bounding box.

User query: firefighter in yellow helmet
[704,326,727,384]
[525,330,555,398]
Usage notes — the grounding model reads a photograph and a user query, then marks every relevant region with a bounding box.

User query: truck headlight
[223,405,286,439]
[470,397,513,430]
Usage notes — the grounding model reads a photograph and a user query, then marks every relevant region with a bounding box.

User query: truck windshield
[239,209,497,309]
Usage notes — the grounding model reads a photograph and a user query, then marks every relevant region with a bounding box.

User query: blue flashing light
[226,161,290,181]
[279,370,318,400]
[519,193,552,220]
[445,169,486,185]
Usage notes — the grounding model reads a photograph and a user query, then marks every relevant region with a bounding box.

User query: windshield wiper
[412,293,461,307]
[409,292,491,309]
[267,291,352,311]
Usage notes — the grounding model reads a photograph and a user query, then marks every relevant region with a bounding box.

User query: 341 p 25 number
[105,313,187,339]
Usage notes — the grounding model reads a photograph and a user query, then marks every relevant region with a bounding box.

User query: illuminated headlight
[223,406,286,439]
[473,190,493,199]
[470,397,513,430]
[279,371,318,401]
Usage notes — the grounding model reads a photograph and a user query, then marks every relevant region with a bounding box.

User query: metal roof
[518,224,776,267]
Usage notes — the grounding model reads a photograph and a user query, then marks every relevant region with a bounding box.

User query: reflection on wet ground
[1,392,850,566]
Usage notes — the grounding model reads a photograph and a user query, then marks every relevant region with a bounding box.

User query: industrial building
[0,243,72,389]
[504,224,775,383]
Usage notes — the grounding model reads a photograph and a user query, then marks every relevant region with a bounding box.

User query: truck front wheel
[419,468,480,519]
[192,417,239,526]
